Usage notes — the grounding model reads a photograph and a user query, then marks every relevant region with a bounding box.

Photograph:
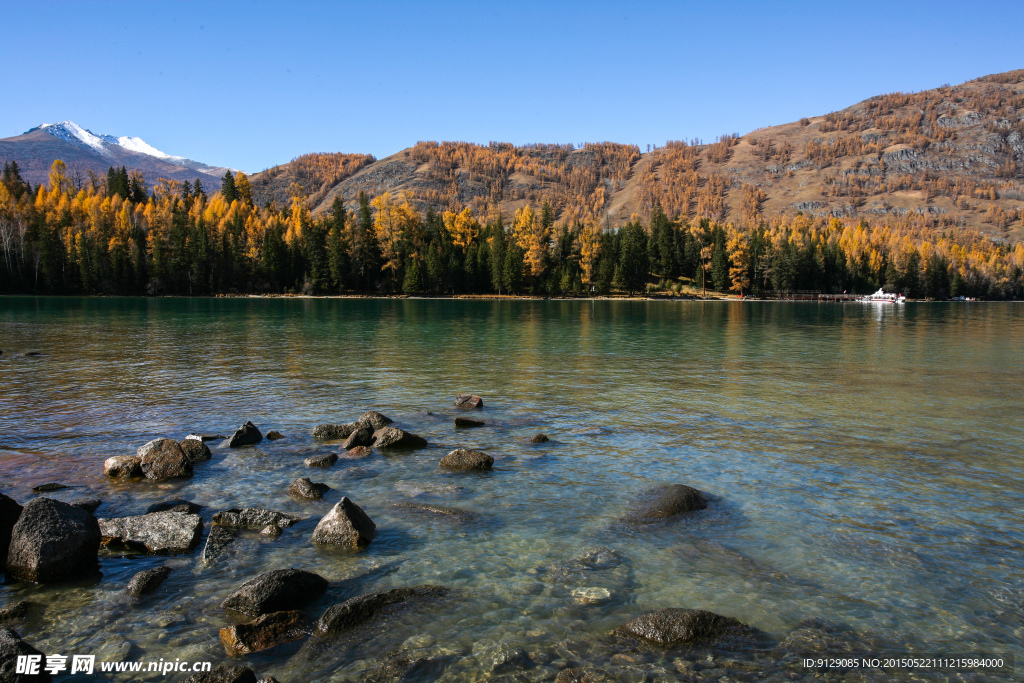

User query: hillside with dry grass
[251,69,1024,242]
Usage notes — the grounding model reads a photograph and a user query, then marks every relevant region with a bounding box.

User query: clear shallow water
[1,297,1022,681]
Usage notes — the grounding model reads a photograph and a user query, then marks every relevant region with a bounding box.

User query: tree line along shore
[2,161,1022,300]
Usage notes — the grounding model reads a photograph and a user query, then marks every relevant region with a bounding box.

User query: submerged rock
[178,439,212,464]
[221,568,328,617]
[0,601,30,624]
[212,508,302,531]
[5,498,100,583]
[371,427,427,449]
[626,484,707,522]
[220,610,307,656]
[265,431,285,440]
[439,448,493,471]
[304,453,338,468]
[358,411,393,430]
[454,417,485,428]
[364,653,455,683]
[342,446,372,458]
[0,493,23,568]
[181,665,256,683]
[312,423,358,441]
[612,607,754,646]
[454,393,484,410]
[0,626,52,682]
[147,499,203,514]
[288,478,329,500]
[341,425,373,449]
[391,503,479,524]
[126,566,172,597]
[31,483,67,492]
[201,526,236,566]
[316,586,449,634]
[138,439,193,480]
[311,498,375,548]
[104,455,143,479]
[99,512,203,554]
[228,421,263,448]
[530,433,550,443]
[185,433,226,443]
[555,668,614,682]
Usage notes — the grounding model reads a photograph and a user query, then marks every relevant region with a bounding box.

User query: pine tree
[221,171,237,203]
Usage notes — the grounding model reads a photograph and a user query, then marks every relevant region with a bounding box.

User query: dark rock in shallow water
[289,478,329,500]
[221,568,328,617]
[311,498,375,547]
[312,423,358,441]
[22,351,43,357]
[147,499,203,514]
[626,484,707,522]
[612,608,756,646]
[138,439,193,480]
[0,626,52,682]
[181,664,256,683]
[31,483,67,492]
[371,427,427,449]
[316,586,450,634]
[341,425,373,449]
[454,417,484,428]
[228,421,263,448]
[0,493,23,568]
[178,439,212,463]
[454,393,484,410]
[0,602,30,624]
[126,566,172,597]
[265,430,285,440]
[99,512,203,554]
[72,499,102,514]
[439,448,493,471]
[104,455,142,479]
[201,526,236,566]
[304,453,339,468]
[530,433,550,443]
[364,653,455,683]
[220,610,307,655]
[342,446,372,458]
[358,411,393,430]
[212,508,302,530]
[6,497,100,583]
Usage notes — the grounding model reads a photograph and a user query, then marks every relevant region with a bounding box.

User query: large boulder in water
[0,493,22,569]
[0,626,52,682]
[312,423,358,441]
[357,411,393,430]
[98,512,203,554]
[311,498,376,547]
[439,448,493,471]
[221,568,328,617]
[5,498,100,583]
[370,427,427,449]
[228,421,263,448]
[341,425,373,449]
[219,610,307,655]
[626,484,707,522]
[316,586,449,634]
[454,394,483,410]
[178,439,212,463]
[104,455,142,479]
[612,608,754,646]
[138,439,193,480]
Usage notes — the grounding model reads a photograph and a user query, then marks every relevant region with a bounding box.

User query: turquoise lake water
[0,297,1021,681]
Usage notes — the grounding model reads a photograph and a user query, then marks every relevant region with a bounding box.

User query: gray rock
[260,525,281,537]
[30,483,66,492]
[370,426,427,449]
[311,498,375,547]
[530,433,550,443]
[180,665,256,683]
[316,586,449,634]
[0,626,52,682]
[439,448,493,471]
[357,411,393,430]
[178,439,211,463]
[0,493,23,568]
[340,425,373,449]
[288,478,329,500]
[73,499,102,514]
[147,499,203,514]
[265,430,285,440]
[228,421,263,448]
[612,608,754,646]
[201,526,235,566]
[627,484,707,521]
[454,393,483,409]
[219,610,307,656]
[312,423,358,441]
[5,497,100,583]
[454,417,485,428]
[98,512,203,554]
[221,568,329,617]
[126,566,172,597]
[0,602,29,624]
[212,508,302,531]
[138,439,193,480]
[304,453,338,468]
[104,455,142,479]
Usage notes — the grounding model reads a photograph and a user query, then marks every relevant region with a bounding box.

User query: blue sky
[4,0,1022,172]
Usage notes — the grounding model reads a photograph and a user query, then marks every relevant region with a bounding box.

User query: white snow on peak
[37,121,114,155]
[115,136,187,164]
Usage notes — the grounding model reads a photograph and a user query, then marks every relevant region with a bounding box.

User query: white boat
[860,288,906,304]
